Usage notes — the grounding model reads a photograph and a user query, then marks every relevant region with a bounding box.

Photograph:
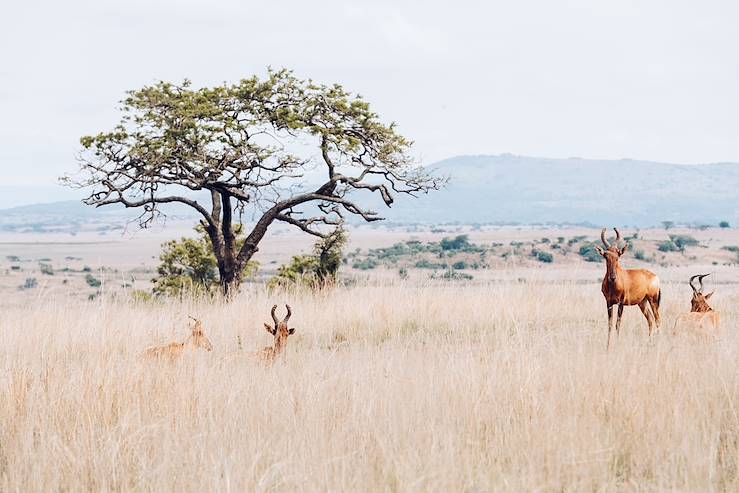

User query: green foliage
[452,261,468,270]
[657,241,678,252]
[662,221,675,230]
[352,258,378,270]
[39,263,54,276]
[659,234,700,253]
[22,278,37,289]
[85,274,102,288]
[440,235,471,251]
[532,249,554,263]
[578,242,602,262]
[415,259,446,270]
[153,226,258,297]
[720,221,730,228]
[269,229,346,289]
[434,271,474,281]
[6,255,20,262]
[634,250,647,261]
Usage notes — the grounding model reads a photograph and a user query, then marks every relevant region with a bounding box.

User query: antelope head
[595,228,628,282]
[263,304,296,350]
[689,274,714,312]
[187,317,214,351]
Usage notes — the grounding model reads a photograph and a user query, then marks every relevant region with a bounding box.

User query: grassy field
[1,276,738,491]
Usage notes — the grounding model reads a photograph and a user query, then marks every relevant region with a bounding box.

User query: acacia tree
[64,69,441,295]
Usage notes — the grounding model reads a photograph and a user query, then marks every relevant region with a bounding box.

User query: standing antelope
[146,317,214,359]
[672,274,720,337]
[256,304,296,363]
[595,228,661,348]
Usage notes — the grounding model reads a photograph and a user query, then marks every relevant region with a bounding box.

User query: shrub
[657,241,678,252]
[22,278,38,289]
[6,255,20,262]
[39,263,54,276]
[578,242,602,262]
[720,221,730,228]
[85,274,102,288]
[152,225,258,296]
[440,235,471,251]
[634,250,646,260]
[270,228,347,289]
[669,234,699,251]
[452,261,468,270]
[534,250,554,263]
[415,259,445,270]
[435,271,474,281]
[352,258,378,270]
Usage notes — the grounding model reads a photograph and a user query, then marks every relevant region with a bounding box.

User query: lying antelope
[672,274,720,337]
[256,304,296,363]
[145,317,214,359]
[595,228,661,349]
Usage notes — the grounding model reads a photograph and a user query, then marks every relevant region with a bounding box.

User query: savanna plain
[1,226,738,491]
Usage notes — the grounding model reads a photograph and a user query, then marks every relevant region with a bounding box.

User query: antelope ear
[705,291,714,299]
[595,246,605,256]
[288,328,296,335]
[264,323,276,335]
[619,243,629,255]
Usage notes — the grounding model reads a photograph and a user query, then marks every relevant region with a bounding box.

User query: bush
[657,241,678,252]
[720,221,730,228]
[578,242,602,262]
[270,228,347,289]
[352,258,378,270]
[669,234,699,251]
[634,250,646,261]
[534,250,554,263]
[415,259,445,270]
[153,225,258,296]
[22,278,38,289]
[435,271,474,281]
[440,235,471,251]
[85,274,102,288]
[452,261,468,270]
[39,263,54,276]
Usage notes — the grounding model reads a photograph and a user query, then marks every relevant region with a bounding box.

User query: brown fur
[256,304,296,364]
[673,274,720,338]
[146,318,214,360]
[595,228,661,349]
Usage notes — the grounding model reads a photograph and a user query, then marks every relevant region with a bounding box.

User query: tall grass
[0,279,737,491]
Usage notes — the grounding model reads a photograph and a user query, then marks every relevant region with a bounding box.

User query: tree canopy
[64,69,442,295]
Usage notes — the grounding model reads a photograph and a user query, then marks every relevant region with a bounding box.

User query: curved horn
[614,228,622,244]
[697,273,710,292]
[600,228,611,248]
[271,305,278,326]
[689,275,699,293]
[283,304,292,323]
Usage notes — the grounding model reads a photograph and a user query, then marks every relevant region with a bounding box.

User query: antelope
[256,304,296,363]
[595,228,661,349]
[672,274,720,337]
[145,317,214,359]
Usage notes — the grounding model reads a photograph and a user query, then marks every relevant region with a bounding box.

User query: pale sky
[1,0,738,207]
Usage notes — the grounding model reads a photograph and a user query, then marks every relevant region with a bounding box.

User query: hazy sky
[1,0,738,207]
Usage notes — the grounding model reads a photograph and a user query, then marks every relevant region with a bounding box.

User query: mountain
[2,154,738,230]
[383,154,739,227]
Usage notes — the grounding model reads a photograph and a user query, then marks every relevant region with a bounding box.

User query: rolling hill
[2,154,738,231]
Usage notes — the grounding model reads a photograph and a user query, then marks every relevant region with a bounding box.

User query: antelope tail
[656,289,662,309]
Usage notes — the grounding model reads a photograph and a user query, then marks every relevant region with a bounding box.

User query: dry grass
[1,276,738,491]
